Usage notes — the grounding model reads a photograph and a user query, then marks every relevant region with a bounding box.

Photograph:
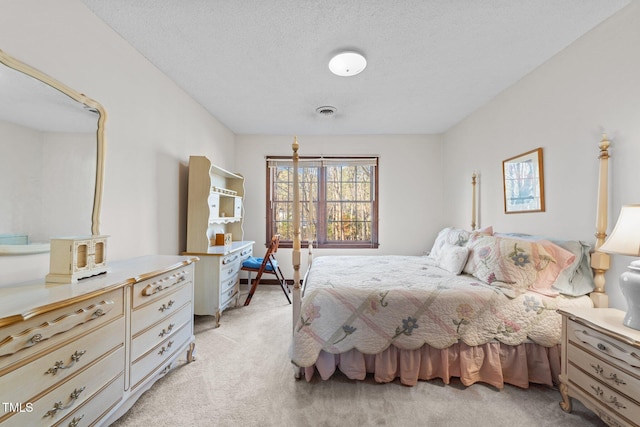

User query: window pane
[356,182,370,200]
[267,157,377,248]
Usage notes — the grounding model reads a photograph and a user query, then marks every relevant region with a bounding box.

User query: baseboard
[240,279,295,286]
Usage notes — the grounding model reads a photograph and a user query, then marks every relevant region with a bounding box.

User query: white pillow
[437,243,470,275]
[429,227,471,258]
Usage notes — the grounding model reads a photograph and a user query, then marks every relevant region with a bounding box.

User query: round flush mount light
[328,51,367,77]
[316,105,337,116]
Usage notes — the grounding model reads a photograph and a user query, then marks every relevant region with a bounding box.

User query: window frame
[265,156,379,249]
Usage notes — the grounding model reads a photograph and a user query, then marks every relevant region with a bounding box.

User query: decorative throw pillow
[495,233,596,296]
[548,239,595,296]
[463,235,576,295]
[428,227,472,258]
[437,243,470,275]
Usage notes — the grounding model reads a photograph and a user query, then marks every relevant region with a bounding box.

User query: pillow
[542,239,591,296]
[428,227,471,258]
[495,233,595,296]
[437,243,470,274]
[475,225,494,236]
[463,235,576,296]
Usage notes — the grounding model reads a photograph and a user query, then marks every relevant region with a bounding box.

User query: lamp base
[620,260,640,330]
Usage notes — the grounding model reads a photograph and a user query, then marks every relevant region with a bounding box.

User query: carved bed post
[590,134,611,308]
[471,171,478,231]
[292,137,302,333]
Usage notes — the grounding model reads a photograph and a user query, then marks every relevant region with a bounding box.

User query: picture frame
[502,147,545,214]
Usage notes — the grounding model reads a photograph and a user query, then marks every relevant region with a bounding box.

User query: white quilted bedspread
[290,255,592,367]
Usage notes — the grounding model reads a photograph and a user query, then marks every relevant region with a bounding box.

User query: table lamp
[599,204,640,330]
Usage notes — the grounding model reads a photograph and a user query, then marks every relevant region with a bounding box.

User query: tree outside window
[266,156,378,249]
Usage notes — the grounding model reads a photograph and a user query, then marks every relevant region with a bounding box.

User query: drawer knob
[45,350,87,375]
[160,363,173,375]
[68,414,84,427]
[591,363,627,386]
[29,333,43,345]
[158,340,174,356]
[159,323,175,338]
[597,343,607,351]
[159,300,175,312]
[590,385,627,410]
[44,387,85,417]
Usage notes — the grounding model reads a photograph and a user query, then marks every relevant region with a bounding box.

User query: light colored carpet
[110,286,606,427]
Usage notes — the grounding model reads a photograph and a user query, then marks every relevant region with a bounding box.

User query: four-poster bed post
[471,171,478,231]
[291,137,302,334]
[590,134,611,308]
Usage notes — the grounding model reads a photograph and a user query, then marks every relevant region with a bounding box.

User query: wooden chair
[242,235,291,306]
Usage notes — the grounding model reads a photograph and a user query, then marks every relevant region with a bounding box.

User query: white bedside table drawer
[568,363,640,424]
[568,319,640,373]
[568,343,640,401]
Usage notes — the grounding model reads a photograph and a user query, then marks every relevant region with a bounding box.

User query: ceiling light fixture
[328,51,367,77]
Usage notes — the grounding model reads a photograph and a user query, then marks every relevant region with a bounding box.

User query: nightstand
[558,308,640,427]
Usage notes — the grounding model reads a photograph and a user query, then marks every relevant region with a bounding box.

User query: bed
[288,136,613,389]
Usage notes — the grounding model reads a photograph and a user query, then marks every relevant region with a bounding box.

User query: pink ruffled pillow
[463,235,575,296]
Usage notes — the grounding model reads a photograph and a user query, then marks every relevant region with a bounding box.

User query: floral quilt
[290,255,592,367]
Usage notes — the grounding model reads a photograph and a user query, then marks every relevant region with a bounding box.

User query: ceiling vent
[316,106,337,117]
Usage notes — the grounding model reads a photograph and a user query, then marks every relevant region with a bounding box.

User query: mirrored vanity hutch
[0,50,197,426]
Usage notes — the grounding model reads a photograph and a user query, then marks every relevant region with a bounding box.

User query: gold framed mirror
[0,49,106,255]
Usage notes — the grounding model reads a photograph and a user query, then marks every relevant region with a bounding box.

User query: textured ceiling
[81,0,631,135]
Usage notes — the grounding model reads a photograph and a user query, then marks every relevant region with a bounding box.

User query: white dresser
[185,241,253,326]
[0,255,197,427]
[559,307,640,427]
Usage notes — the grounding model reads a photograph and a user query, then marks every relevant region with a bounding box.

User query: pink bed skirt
[302,342,561,389]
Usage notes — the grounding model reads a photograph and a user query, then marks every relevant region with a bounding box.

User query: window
[266,156,379,249]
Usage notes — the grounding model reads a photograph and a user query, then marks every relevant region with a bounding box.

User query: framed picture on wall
[502,147,545,214]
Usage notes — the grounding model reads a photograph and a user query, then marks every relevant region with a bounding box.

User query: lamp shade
[599,204,640,256]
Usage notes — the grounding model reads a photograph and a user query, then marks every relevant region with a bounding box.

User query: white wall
[235,134,444,278]
[0,0,236,286]
[1,0,635,314]
[442,1,640,310]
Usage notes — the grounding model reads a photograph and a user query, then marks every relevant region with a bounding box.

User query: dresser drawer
[131,265,193,309]
[221,251,242,267]
[568,362,640,425]
[1,346,124,427]
[567,319,640,374]
[220,278,238,309]
[130,323,192,389]
[56,373,124,427]
[221,260,241,281]
[0,316,124,419]
[568,342,640,403]
[131,303,192,362]
[131,283,192,335]
[239,246,252,259]
[0,289,124,366]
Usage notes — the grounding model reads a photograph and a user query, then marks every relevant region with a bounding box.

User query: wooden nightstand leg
[187,342,196,363]
[559,381,572,413]
[215,309,221,328]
